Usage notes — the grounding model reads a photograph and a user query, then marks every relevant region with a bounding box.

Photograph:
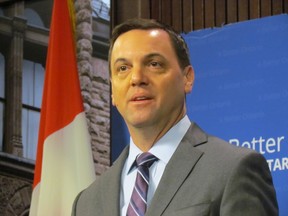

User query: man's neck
[128,110,186,152]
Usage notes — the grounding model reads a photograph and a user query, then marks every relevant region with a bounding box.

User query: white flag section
[30,112,95,215]
[29,0,96,214]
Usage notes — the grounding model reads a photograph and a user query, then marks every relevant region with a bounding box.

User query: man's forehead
[113,29,170,50]
[118,28,167,40]
[113,31,170,52]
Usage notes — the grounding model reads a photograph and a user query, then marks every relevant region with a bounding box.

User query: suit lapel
[103,146,129,216]
[146,123,208,216]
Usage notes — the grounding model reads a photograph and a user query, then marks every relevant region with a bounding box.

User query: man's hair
[108,18,191,72]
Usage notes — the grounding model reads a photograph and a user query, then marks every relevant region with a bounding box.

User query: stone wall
[0,175,32,215]
[0,153,34,215]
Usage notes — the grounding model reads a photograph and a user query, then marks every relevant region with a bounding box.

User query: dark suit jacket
[72,122,278,216]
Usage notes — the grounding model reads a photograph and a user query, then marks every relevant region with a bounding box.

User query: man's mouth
[130,94,153,103]
[133,96,150,101]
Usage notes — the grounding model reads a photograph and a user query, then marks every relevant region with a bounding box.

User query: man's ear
[184,66,195,94]
[111,94,116,106]
[110,78,116,106]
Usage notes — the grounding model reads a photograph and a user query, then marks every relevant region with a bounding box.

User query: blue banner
[183,14,288,216]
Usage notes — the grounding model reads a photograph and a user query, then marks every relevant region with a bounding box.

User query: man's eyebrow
[113,53,166,66]
[113,58,128,65]
[145,53,165,59]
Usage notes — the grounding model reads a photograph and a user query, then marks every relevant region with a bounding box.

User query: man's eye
[118,65,128,72]
[150,61,162,67]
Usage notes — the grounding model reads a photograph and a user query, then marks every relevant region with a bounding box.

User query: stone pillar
[75,0,111,175]
[75,0,93,110]
[4,16,27,156]
[75,0,98,172]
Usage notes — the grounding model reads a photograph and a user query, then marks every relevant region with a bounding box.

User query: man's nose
[130,66,148,86]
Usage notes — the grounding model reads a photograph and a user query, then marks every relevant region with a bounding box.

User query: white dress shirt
[120,115,191,215]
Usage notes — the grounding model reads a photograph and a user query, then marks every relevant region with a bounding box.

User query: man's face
[110,29,194,131]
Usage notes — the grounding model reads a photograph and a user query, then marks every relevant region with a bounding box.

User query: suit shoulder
[188,122,259,157]
[207,135,260,156]
[186,123,266,168]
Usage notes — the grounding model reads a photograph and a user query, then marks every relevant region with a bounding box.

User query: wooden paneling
[215,0,226,26]
[161,0,172,25]
[172,0,183,32]
[151,0,162,21]
[238,0,249,21]
[139,0,151,18]
[249,0,260,19]
[272,0,283,15]
[285,0,288,13]
[260,0,272,17]
[183,0,193,32]
[227,0,238,24]
[283,0,288,13]
[112,0,288,32]
[204,0,215,28]
[193,0,204,30]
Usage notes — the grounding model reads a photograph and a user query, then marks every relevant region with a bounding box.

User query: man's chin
[127,118,156,129]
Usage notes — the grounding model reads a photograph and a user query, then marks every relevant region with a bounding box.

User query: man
[72,18,278,216]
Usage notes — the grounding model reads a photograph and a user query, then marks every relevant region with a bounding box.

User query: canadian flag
[29,0,96,215]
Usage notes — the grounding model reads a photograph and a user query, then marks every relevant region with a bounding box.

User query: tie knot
[136,152,158,168]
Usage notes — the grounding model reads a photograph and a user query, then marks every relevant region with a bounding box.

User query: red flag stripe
[33,0,83,188]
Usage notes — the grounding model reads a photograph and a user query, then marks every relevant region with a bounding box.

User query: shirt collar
[126,115,191,174]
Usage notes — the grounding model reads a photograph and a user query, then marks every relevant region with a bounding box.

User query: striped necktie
[126,152,159,216]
